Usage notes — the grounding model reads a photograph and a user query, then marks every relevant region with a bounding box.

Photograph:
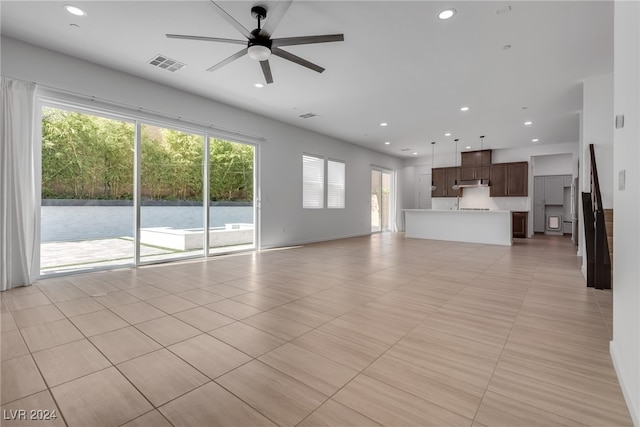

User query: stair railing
[582,144,611,289]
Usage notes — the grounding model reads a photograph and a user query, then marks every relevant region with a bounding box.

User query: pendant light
[452,139,460,190]
[480,135,485,150]
[430,141,437,191]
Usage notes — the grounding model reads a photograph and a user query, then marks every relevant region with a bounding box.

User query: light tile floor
[0,233,632,426]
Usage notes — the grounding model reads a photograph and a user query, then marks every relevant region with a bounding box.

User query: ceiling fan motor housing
[251,6,267,21]
[249,29,272,49]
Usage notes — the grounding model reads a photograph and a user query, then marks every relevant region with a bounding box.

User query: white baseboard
[610,340,639,426]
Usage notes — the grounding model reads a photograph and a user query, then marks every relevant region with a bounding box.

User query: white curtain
[1,77,38,291]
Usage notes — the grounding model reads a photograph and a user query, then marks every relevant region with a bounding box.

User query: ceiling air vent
[299,113,319,119]
[400,148,412,152]
[149,55,185,72]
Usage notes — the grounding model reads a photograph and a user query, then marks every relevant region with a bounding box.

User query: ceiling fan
[166,1,344,84]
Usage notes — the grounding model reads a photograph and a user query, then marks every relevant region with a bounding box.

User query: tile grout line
[468,280,531,422]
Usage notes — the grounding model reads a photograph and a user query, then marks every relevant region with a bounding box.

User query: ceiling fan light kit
[247,44,271,61]
[166,1,344,85]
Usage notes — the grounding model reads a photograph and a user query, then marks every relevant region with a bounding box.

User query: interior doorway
[371,169,392,232]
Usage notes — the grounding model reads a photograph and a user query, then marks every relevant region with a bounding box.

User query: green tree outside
[41,107,254,202]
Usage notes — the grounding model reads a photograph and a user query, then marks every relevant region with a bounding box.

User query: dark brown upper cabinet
[461,149,491,180]
[431,167,447,198]
[446,167,462,197]
[432,167,462,198]
[490,162,528,197]
[460,165,490,180]
[461,150,492,167]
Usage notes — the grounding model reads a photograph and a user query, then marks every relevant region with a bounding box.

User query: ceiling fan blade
[166,34,246,45]
[260,60,274,84]
[209,0,253,39]
[259,0,293,37]
[206,49,248,72]
[272,47,325,73]
[272,34,344,48]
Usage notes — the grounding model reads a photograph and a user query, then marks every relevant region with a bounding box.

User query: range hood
[457,179,490,188]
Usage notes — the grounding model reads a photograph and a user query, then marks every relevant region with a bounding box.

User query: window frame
[302,154,346,210]
[302,153,325,209]
[327,158,346,209]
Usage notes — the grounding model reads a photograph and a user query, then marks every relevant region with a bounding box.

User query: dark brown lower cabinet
[512,211,528,238]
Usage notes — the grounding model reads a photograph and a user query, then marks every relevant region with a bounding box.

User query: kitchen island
[403,209,512,246]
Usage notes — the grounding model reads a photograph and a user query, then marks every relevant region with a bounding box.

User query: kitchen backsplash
[432,186,529,211]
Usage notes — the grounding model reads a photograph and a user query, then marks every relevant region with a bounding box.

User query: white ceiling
[0,1,613,159]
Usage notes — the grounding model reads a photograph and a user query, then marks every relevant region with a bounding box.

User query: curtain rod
[4,75,267,143]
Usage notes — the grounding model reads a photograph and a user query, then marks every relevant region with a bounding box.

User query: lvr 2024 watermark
[3,409,58,421]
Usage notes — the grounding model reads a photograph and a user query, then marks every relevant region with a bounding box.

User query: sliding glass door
[209,138,255,254]
[139,124,205,263]
[371,169,392,233]
[41,106,135,273]
[40,104,257,276]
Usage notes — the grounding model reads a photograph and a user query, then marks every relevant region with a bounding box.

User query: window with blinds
[327,159,345,209]
[302,154,324,209]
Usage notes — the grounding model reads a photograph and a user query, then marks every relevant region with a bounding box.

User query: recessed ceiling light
[384,141,390,145]
[254,83,264,88]
[380,122,388,127]
[465,146,472,150]
[460,106,470,112]
[445,132,452,136]
[64,4,86,16]
[532,138,539,142]
[524,121,533,125]
[413,152,418,155]
[438,9,456,20]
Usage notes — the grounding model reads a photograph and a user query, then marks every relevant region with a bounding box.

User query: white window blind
[303,154,324,209]
[327,160,345,209]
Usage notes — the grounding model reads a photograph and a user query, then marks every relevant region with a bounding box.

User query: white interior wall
[490,142,578,164]
[611,2,640,425]
[582,73,615,209]
[401,167,417,210]
[1,36,403,250]
[532,153,574,176]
